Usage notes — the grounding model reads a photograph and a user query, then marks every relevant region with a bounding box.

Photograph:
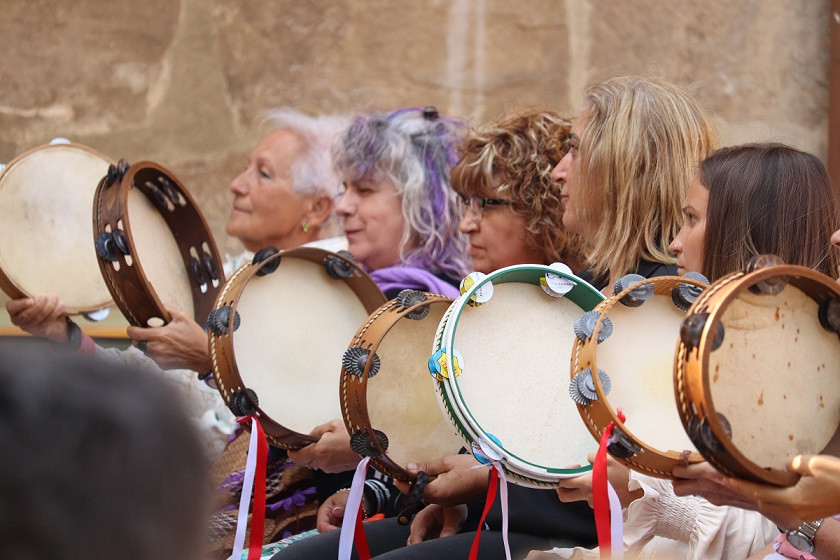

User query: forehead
[570,111,590,136]
[253,129,303,163]
[685,177,709,209]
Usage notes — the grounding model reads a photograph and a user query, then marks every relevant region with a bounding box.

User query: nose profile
[229,168,250,195]
[669,234,682,256]
[459,209,478,233]
[550,153,570,182]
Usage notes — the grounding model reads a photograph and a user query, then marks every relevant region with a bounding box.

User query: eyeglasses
[458,194,512,218]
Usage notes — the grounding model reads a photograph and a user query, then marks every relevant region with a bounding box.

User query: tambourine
[571,274,709,478]
[676,256,840,486]
[93,160,224,327]
[340,291,464,482]
[0,143,114,314]
[209,246,386,449]
[431,264,604,487]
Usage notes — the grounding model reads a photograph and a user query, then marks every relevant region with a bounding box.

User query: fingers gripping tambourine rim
[676,263,840,486]
[340,292,457,482]
[437,264,605,486]
[210,246,386,449]
[571,275,708,479]
[93,161,225,327]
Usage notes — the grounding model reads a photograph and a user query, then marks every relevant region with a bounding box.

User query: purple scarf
[369,265,459,298]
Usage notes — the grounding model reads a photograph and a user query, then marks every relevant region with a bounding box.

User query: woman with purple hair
[284,105,470,507]
[332,105,470,298]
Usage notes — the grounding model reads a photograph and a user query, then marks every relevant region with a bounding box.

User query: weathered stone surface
[0,0,831,279]
[0,1,178,146]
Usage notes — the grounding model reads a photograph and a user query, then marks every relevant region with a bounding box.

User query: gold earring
[302,223,310,233]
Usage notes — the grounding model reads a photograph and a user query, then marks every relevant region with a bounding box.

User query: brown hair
[575,77,719,279]
[451,109,582,265]
[700,143,840,281]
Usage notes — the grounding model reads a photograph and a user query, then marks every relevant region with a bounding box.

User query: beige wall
[0,0,830,258]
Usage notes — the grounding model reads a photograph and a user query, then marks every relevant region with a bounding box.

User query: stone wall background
[0,0,830,259]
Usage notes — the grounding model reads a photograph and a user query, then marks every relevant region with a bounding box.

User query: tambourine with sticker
[93,160,224,327]
[675,255,840,486]
[209,246,386,449]
[341,290,464,483]
[0,142,114,315]
[571,273,710,478]
[431,263,604,487]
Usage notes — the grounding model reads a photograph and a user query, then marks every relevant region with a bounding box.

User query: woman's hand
[126,307,211,372]
[407,504,468,544]
[287,419,359,473]
[6,296,70,342]
[316,489,349,532]
[398,454,489,508]
[555,452,642,509]
[674,455,840,527]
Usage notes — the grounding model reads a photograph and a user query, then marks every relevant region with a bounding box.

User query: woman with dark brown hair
[670,142,840,282]
[669,143,840,560]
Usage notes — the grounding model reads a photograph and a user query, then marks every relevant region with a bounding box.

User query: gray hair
[334,107,470,279]
[260,108,349,239]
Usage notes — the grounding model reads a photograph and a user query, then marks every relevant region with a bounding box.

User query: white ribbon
[231,420,259,560]
[607,481,625,560]
[338,457,371,560]
[492,461,512,560]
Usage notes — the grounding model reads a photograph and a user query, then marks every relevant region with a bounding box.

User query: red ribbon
[593,410,626,558]
[354,501,372,560]
[241,417,268,560]
[468,467,500,560]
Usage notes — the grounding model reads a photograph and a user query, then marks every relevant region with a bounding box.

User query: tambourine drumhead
[211,247,386,448]
[572,277,706,478]
[127,188,194,319]
[677,264,840,485]
[94,162,223,327]
[435,265,604,486]
[0,144,113,312]
[343,295,465,480]
[600,297,694,452]
[708,285,840,470]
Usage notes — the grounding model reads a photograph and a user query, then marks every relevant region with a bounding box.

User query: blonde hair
[451,109,581,265]
[575,77,719,279]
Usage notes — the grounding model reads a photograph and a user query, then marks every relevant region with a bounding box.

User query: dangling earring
[302,223,310,233]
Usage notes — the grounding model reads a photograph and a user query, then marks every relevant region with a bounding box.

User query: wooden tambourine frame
[571,275,708,478]
[675,263,840,486]
[341,292,463,482]
[0,143,115,314]
[93,161,224,327]
[209,246,386,449]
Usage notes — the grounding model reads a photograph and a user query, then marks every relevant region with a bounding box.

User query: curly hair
[334,107,470,279]
[450,109,581,265]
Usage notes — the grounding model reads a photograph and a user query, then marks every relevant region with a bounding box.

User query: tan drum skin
[93,161,224,327]
[675,263,840,486]
[572,276,708,479]
[209,246,386,449]
[0,143,114,314]
[341,292,465,482]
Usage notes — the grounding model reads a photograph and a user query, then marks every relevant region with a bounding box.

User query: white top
[545,472,777,560]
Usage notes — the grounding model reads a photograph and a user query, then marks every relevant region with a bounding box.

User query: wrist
[48,318,80,348]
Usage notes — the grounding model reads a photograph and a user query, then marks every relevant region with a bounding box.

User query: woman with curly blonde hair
[452,109,585,273]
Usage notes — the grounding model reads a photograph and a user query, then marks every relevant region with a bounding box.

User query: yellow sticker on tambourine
[428,348,464,380]
[460,272,493,307]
